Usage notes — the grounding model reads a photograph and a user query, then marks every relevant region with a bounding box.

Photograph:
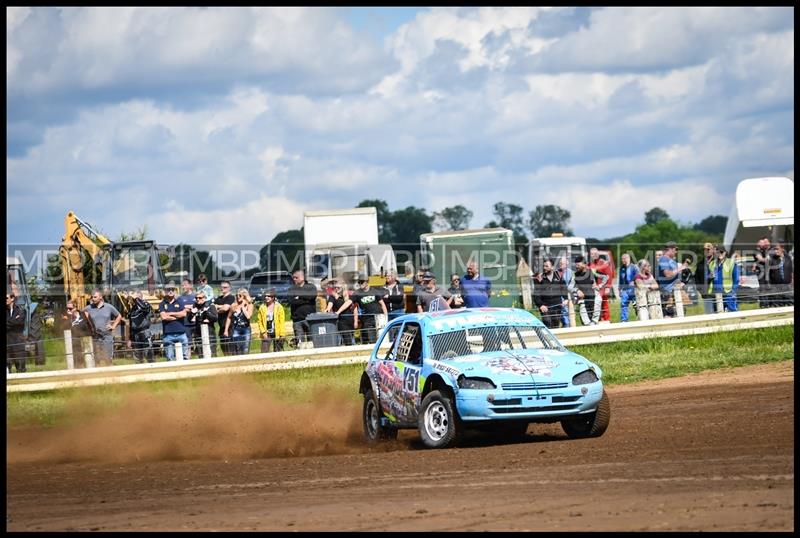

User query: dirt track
[6,361,794,531]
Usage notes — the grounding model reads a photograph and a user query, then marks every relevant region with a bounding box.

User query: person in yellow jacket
[707,245,740,313]
[257,288,286,353]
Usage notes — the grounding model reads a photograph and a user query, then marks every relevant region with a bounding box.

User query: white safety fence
[6,306,794,393]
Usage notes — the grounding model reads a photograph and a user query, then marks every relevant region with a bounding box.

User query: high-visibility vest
[708,258,734,294]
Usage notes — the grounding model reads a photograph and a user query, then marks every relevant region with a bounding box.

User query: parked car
[359,308,610,448]
[247,271,293,303]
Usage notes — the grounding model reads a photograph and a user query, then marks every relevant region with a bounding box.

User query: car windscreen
[428,324,565,361]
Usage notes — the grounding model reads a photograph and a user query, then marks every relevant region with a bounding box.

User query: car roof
[389,308,544,335]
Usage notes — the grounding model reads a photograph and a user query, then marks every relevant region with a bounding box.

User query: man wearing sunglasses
[7,292,27,373]
[159,282,189,361]
[188,291,218,357]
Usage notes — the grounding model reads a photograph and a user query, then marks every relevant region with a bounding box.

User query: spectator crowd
[8,238,793,372]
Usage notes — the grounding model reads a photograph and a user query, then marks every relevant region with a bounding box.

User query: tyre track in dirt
[6,360,794,531]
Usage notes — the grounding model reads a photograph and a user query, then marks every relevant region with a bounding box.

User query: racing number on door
[404,368,420,394]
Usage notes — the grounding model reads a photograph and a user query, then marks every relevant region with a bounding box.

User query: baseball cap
[422,271,435,281]
[165,281,177,290]
[665,241,678,249]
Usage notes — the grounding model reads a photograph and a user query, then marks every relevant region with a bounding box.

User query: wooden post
[200,324,211,359]
[567,299,576,327]
[175,341,185,361]
[82,336,95,368]
[674,288,685,318]
[517,258,533,310]
[635,286,649,321]
[64,330,75,370]
[715,293,724,313]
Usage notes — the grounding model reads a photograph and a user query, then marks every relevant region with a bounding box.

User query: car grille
[501,382,569,391]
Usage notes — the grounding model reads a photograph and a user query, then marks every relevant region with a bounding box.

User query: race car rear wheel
[362,388,397,443]
[561,390,610,439]
[418,390,461,449]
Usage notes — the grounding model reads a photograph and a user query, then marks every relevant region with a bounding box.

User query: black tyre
[28,308,46,366]
[561,390,611,439]
[362,388,398,443]
[418,390,461,449]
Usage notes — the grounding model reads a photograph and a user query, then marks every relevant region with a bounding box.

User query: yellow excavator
[59,211,166,327]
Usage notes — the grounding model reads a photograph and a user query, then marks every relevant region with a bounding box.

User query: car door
[369,320,424,427]
[388,321,424,426]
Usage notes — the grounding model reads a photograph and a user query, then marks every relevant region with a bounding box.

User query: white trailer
[303,207,396,286]
[723,177,794,252]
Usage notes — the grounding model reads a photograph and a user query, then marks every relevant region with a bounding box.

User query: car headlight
[572,369,599,385]
[457,376,496,390]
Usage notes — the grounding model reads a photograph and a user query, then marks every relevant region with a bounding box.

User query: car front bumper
[455,382,604,422]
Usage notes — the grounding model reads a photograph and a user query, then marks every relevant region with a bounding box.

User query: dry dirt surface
[6,361,794,531]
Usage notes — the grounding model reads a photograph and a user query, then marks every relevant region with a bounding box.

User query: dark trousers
[293,320,310,345]
[540,303,563,329]
[360,314,378,345]
[131,329,154,363]
[7,335,27,373]
[218,328,233,356]
[260,335,285,353]
[338,319,356,346]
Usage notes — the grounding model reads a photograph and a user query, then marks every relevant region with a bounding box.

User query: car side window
[379,322,401,361]
[396,323,422,365]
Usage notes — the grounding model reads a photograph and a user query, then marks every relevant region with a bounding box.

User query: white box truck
[303,207,397,287]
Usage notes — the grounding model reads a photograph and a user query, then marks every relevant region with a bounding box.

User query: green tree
[693,215,727,235]
[388,206,434,251]
[433,205,473,231]
[528,204,573,238]
[644,207,670,225]
[259,228,305,273]
[118,225,149,242]
[617,219,721,262]
[356,199,393,243]
[486,202,528,252]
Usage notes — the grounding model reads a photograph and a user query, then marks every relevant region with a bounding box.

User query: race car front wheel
[418,390,461,449]
[561,390,611,439]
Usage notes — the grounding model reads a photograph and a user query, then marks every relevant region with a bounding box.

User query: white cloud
[6,7,795,251]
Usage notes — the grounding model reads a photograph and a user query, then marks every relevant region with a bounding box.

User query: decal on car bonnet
[485,356,557,377]
[431,361,461,378]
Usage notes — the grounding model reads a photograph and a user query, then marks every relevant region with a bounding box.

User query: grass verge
[7,325,793,429]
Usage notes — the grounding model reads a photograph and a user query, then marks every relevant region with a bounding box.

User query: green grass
[7,325,793,429]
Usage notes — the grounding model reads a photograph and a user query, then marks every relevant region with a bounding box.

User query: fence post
[715,293,724,313]
[567,298,576,327]
[82,337,95,368]
[175,341,185,361]
[64,329,75,370]
[673,288,684,318]
[517,258,532,310]
[200,324,211,359]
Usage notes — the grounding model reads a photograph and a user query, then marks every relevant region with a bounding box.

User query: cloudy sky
[7,6,795,249]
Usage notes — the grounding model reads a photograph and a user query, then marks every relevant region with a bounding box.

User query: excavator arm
[59,211,112,311]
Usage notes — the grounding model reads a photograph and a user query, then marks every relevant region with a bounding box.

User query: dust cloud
[7,376,403,464]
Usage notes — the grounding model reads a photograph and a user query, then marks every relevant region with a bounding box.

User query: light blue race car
[359,307,610,448]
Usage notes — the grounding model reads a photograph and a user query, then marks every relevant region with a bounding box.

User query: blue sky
[6,6,795,248]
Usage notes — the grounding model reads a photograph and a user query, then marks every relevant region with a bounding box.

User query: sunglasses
[66,307,74,311]
[195,296,205,299]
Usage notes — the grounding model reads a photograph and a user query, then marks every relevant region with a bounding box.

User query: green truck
[419,228,520,307]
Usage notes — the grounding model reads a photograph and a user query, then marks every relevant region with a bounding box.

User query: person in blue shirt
[657,241,688,317]
[618,252,638,322]
[461,260,492,308]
